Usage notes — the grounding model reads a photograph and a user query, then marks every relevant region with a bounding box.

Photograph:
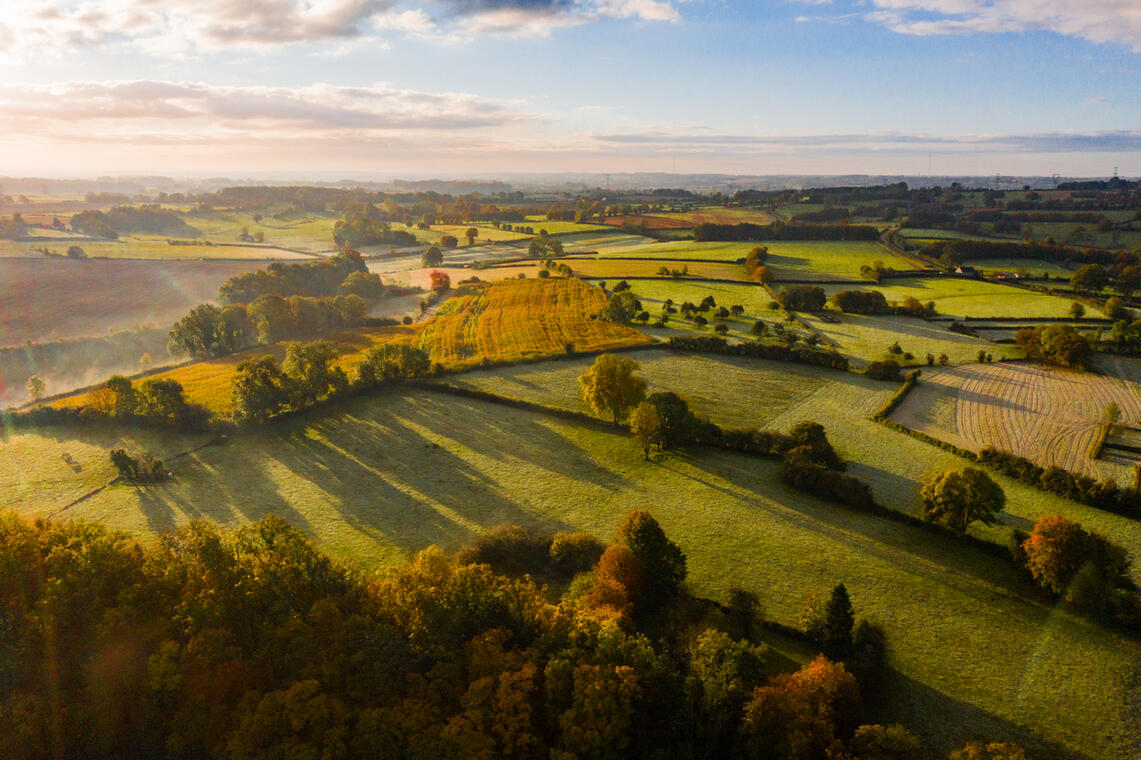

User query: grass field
[655,207,775,225]
[0,258,270,346]
[800,312,1022,366]
[0,236,311,261]
[821,277,1084,319]
[6,388,1138,758]
[891,361,1141,482]
[595,240,760,261]
[964,259,1074,278]
[761,241,919,281]
[562,258,748,280]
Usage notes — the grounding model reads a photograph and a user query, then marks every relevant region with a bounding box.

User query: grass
[560,258,748,281]
[595,240,761,260]
[761,241,918,282]
[655,207,775,225]
[964,259,1073,278]
[584,278,774,341]
[522,217,614,235]
[0,236,311,261]
[821,277,1085,319]
[6,388,1137,759]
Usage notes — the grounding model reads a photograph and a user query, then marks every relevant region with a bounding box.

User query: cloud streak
[0,0,683,58]
[860,1,1141,52]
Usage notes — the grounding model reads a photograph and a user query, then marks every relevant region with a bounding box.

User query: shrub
[455,525,552,576]
[549,532,606,576]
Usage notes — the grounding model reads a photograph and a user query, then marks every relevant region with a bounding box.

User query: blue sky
[1,0,1139,177]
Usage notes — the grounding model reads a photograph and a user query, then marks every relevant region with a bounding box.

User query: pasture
[595,239,760,260]
[821,277,1084,319]
[964,259,1073,278]
[762,241,919,282]
[5,388,1137,758]
[0,237,310,261]
[0,258,269,346]
[891,361,1141,482]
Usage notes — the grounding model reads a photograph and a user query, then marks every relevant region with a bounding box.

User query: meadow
[761,240,919,281]
[0,236,311,261]
[4,388,1137,759]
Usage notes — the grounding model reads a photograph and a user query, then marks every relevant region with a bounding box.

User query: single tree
[465,227,478,245]
[921,467,1005,534]
[25,375,44,402]
[579,353,647,426]
[421,245,443,268]
[629,402,661,460]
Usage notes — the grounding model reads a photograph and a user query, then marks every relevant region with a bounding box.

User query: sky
[1,0,1140,178]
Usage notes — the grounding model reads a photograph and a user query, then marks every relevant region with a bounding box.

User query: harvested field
[0,257,270,346]
[889,362,1141,480]
[417,277,652,367]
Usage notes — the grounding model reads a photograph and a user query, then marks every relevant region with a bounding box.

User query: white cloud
[859,1,1141,52]
[0,80,533,138]
[0,0,684,59]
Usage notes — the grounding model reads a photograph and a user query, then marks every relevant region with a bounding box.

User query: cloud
[592,129,1141,153]
[0,0,683,58]
[857,1,1141,52]
[0,80,533,138]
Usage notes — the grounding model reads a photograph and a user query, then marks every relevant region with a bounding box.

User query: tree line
[0,508,1030,760]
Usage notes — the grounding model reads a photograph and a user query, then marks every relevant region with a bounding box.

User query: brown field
[417,276,652,368]
[890,361,1141,480]
[54,277,650,415]
[664,208,776,225]
[601,215,692,230]
[0,258,268,346]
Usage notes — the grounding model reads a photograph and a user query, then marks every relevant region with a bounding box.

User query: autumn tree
[948,741,1030,760]
[231,355,293,423]
[618,509,686,614]
[282,341,347,406]
[629,402,662,460]
[579,353,647,426]
[429,270,451,292]
[920,467,1005,534]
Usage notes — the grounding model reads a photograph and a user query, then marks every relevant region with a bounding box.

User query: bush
[865,360,901,381]
[455,525,552,576]
[549,532,606,576]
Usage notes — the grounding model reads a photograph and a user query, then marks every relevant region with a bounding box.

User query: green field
[822,277,1085,319]
[585,277,775,340]
[6,388,1138,758]
[0,236,311,260]
[594,240,760,260]
[761,241,919,281]
[964,259,1074,278]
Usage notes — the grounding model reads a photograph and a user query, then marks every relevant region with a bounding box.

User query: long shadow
[871,667,1103,760]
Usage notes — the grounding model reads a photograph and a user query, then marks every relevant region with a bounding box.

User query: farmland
[52,277,651,415]
[761,240,919,281]
[890,361,1141,481]
[821,277,1084,318]
[4,388,1138,758]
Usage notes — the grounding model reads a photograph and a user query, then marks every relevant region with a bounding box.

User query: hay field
[5,389,1137,759]
[890,362,1141,480]
[0,258,269,346]
[417,277,652,368]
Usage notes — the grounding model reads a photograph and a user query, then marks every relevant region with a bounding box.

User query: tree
[105,375,137,416]
[618,509,686,611]
[1069,302,1085,319]
[66,245,86,258]
[422,245,443,267]
[579,354,647,425]
[645,391,696,449]
[25,375,44,403]
[629,402,661,460]
[601,290,639,324]
[846,724,922,759]
[429,270,451,292]
[803,583,855,659]
[1021,515,1091,595]
[231,355,293,423]
[465,227,478,245]
[282,341,346,406]
[440,234,459,249]
[920,467,1005,534]
[1070,264,1108,294]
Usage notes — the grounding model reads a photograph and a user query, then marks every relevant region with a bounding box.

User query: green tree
[282,341,347,406]
[847,724,922,759]
[422,245,443,267]
[579,354,647,426]
[601,290,639,323]
[1069,301,1085,319]
[629,402,661,460]
[1070,264,1108,294]
[618,509,686,611]
[105,375,137,416]
[231,355,293,423]
[921,467,1005,534]
[465,227,478,245]
[645,391,696,449]
[804,583,855,660]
